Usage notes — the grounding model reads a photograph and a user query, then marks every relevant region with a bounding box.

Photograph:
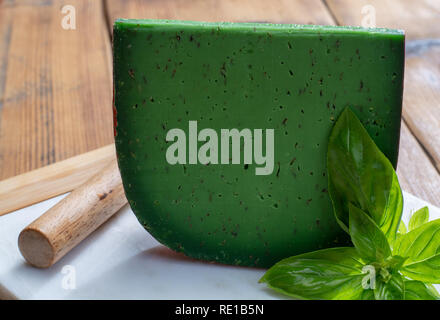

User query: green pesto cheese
[113,19,404,267]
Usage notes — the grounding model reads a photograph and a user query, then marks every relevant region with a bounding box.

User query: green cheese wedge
[113,19,404,267]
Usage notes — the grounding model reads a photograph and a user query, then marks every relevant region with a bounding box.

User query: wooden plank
[105,0,335,28]
[0,0,113,180]
[0,144,116,216]
[403,44,440,172]
[397,122,440,207]
[325,0,440,40]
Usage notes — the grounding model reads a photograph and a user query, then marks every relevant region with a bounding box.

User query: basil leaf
[349,203,391,263]
[396,222,406,243]
[398,221,407,235]
[401,254,440,283]
[394,219,440,283]
[394,219,440,262]
[408,206,429,231]
[327,108,403,244]
[426,284,440,298]
[259,247,368,300]
[374,272,404,300]
[404,280,440,300]
[359,289,375,300]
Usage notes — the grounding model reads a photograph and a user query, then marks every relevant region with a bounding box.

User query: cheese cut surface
[113,19,404,267]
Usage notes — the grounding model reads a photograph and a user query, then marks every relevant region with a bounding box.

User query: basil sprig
[260,108,440,300]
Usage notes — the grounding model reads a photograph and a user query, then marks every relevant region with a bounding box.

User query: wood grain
[0,0,114,180]
[105,0,335,28]
[325,0,440,40]
[18,159,127,268]
[397,122,440,206]
[403,44,440,172]
[0,144,116,216]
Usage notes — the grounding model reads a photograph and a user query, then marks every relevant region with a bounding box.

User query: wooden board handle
[0,144,117,216]
[18,159,127,268]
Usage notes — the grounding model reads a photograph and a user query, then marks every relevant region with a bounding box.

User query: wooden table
[1,0,439,212]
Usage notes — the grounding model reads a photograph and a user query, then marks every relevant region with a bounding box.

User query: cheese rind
[113,19,404,267]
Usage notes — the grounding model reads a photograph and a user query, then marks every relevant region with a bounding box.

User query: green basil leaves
[348,204,391,263]
[394,219,440,283]
[327,108,403,245]
[260,107,440,300]
[374,272,404,300]
[259,248,367,300]
[404,281,439,300]
[408,206,429,231]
